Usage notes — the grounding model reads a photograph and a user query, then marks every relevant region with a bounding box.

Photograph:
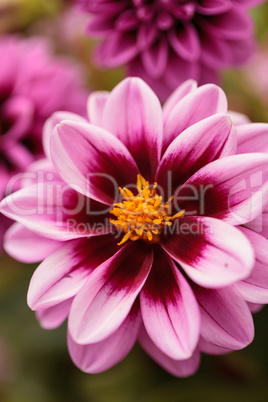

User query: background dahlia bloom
[78,0,265,100]
[2,78,268,376]
[0,35,87,251]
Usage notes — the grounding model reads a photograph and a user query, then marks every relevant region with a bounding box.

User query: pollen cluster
[110,174,185,246]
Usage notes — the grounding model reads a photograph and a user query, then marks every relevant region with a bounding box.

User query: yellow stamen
[110,174,185,245]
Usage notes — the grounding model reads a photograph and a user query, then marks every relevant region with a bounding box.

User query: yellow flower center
[110,174,185,246]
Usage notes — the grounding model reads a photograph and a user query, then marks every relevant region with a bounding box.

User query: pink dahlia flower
[0,35,87,251]
[2,78,268,376]
[78,0,264,100]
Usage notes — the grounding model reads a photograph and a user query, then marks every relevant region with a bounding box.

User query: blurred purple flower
[0,35,88,251]
[78,0,265,100]
[2,78,268,376]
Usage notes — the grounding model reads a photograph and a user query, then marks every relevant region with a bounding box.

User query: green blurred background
[1,1,268,401]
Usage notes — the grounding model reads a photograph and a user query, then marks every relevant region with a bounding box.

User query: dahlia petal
[4,222,61,263]
[0,214,11,252]
[0,162,16,198]
[0,182,110,239]
[0,96,34,142]
[19,158,61,188]
[136,24,158,51]
[43,111,87,161]
[235,0,266,7]
[68,301,141,373]
[16,49,86,117]
[102,77,163,179]
[200,33,231,68]
[235,227,268,303]
[156,114,236,193]
[3,142,33,171]
[141,38,169,79]
[168,24,201,62]
[237,123,268,154]
[194,284,254,350]
[0,37,19,91]
[85,2,126,16]
[95,32,139,67]
[248,302,263,313]
[87,91,109,126]
[198,63,219,86]
[156,11,174,30]
[139,325,200,377]
[69,241,153,344]
[140,248,200,360]
[245,207,268,238]
[51,120,139,205]
[115,9,139,31]
[197,0,232,15]
[163,84,227,152]
[127,57,174,101]
[27,235,118,310]
[198,5,253,40]
[86,15,114,37]
[198,337,232,355]
[164,56,199,94]
[163,80,198,121]
[177,153,268,225]
[0,166,9,199]
[161,216,254,288]
[227,36,255,65]
[228,111,251,126]
[135,4,155,22]
[172,3,196,19]
[36,298,73,330]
